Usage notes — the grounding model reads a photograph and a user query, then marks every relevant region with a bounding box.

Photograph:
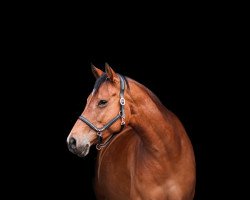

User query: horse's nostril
[68,137,76,149]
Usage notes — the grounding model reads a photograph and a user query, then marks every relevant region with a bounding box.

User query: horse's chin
[69,143,91,158]
[76,146,90,157]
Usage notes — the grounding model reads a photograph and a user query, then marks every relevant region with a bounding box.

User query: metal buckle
[121,117,126,125]
[120,97,125,105]
[119,111,126,125]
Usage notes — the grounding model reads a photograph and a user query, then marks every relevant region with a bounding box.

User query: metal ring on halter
[120,97,125,105]
[97,132,102,136]
[96,144,102,150]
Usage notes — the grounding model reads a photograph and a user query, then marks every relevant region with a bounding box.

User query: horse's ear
[105,63,119,82]
[91,64,104,79]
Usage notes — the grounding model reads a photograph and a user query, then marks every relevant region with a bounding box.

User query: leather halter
[78,74,126,150]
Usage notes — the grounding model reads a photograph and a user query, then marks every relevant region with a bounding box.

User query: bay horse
[67,64,196,200]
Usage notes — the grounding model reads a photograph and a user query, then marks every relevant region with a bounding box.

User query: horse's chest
[96,158,131,199]
[95,143,136,199]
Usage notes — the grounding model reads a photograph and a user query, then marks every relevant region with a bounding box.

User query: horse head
[67,64,131,157]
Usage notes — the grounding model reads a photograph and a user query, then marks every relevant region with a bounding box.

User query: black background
[4,5,244,200]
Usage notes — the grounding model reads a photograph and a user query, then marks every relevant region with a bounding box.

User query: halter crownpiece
[78,74,126,150]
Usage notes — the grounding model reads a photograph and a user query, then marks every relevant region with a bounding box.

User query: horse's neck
[129,81,181,156]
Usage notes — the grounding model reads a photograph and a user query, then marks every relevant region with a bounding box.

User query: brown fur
[68,66,196,200]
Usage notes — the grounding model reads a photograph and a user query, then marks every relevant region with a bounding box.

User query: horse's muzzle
[67,137,90,157]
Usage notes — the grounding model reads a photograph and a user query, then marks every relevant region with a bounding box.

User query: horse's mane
[129,78,170,117]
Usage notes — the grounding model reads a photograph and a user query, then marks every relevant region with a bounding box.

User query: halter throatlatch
[78,74,126,150]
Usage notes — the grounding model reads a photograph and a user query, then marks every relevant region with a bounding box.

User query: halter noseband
[78,74,126,150]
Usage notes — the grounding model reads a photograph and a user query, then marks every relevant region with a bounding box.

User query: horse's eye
[98,100,108,107]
